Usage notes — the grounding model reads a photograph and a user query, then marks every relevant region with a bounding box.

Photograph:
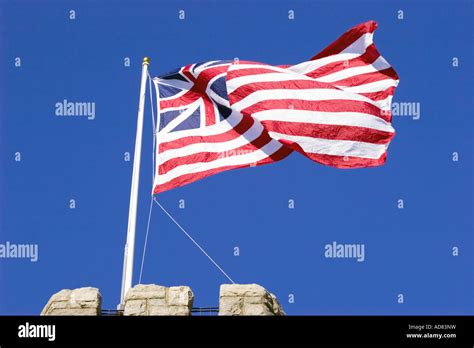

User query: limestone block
[220,284,267,297]
[244,304,273,316]
[219,296,244,315]
[270,293,285,316]
[123,284,193,316]
[123,299,146,316]
[148,298,167,307]
[45,308,99,316]
[41,287,101,316]
[168,286,194,307]
[125,284,166,300]
[219,284,285,316]
[148,305,190,316]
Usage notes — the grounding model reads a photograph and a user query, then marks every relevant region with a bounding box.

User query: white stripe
[193,61,220,76]
[315,56,391,83]
[268,132,388,159]
[229,63,289,74]
[288,52,359,75]
[198,62,231,75]
[213,103,220,125]
[231,88,385,112]
[155,140,283,185]
[376,96,393,111]
[208,89,229,107]
[158,121,265,165]
[337,78,399,93]
[227,72,313,95]
[340,32,374,54]
[199,99,205,128]
[253,109,394,133]
[288,33,374,75]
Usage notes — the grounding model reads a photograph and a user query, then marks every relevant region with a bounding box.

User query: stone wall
[219,284,285,316]
[41,287,102,316]
[123,284,194,316]
[41,283,285,316]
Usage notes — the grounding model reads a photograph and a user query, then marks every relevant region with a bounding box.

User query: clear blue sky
[0,0,472,315]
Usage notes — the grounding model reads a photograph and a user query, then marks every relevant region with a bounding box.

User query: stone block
[244,303,273,316]
[41,287,101,316]
[220,284,267,297]
[123,299,146,316]
[270,293,285,316]
[123,284,193,316]
[219,296,244,316]
[219,284,285,316]
[168,286,194,307]
[125,284,167,301]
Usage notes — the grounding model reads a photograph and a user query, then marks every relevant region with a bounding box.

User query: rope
[153,197,236,284]
[138,73,158,284]
[138,196,154,284]
[139,72,235,285]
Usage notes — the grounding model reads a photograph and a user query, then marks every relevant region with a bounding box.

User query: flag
[152,20,399,194]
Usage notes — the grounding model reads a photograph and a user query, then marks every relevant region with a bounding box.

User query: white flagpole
[119,57,151,309]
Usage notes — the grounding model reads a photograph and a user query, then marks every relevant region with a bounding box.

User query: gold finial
[143,57,151,65]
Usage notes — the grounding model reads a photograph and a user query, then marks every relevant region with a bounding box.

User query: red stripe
[311,21,377,60]
[305,152,387,168]
[228,67,282,80]
[203,97,216,126]
[306,44,380,79]
[159,116,254,152]
[196,64,230,78]
[360,86,396,102]
[181,64,195,81]
[261,120,394,145]
[153,146,292,194]
[236,99,391,122]
[278,138,387,168]
[229,79,339,102]
[159,131,274,175]
[330,67,399,86]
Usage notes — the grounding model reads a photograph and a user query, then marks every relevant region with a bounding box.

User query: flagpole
[119,57,151,309]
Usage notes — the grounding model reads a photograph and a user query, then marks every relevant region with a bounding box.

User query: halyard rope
[139,72,235,284]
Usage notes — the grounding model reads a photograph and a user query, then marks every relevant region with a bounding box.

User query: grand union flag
[152,21,399,194]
